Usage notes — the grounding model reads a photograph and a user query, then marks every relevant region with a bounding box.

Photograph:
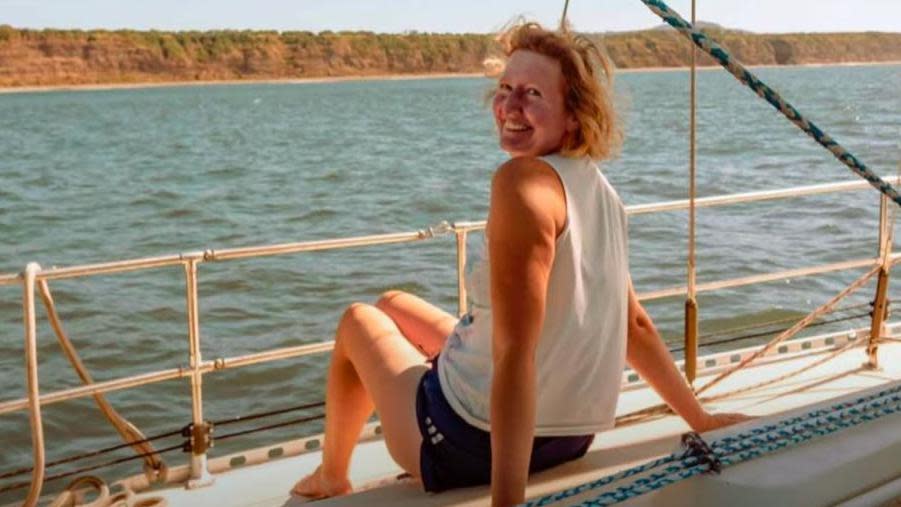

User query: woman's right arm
[487,157,566,507]
[625,281,753,431]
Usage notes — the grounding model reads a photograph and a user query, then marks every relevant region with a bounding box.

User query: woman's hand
[624,287,757,436]
[690,411,756,433]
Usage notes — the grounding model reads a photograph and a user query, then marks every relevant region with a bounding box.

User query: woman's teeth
[505,122,530,132]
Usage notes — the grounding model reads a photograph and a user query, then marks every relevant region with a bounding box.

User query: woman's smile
[503,120,531,132]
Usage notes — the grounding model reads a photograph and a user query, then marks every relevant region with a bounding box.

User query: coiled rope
[638,0,901,208]
[46,475,167,507]
[526,381,901,506]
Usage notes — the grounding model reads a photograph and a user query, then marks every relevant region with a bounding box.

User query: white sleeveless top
[437,154,630,436]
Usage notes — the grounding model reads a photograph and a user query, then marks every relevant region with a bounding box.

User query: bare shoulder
[490,156,566,235]
[492,156,562,191]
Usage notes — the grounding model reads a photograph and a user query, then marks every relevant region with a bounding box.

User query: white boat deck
[121,336,901,507]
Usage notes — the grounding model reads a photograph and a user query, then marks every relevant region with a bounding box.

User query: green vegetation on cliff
[0,24,899,87]
[599,29,901,68]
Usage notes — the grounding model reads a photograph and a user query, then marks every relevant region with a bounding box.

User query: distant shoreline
[2,60,899,95]
[0,72,486,94]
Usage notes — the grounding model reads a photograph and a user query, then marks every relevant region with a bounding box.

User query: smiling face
[492,49,575,158]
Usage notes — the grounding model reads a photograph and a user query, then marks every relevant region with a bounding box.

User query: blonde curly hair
[493,22,622,161]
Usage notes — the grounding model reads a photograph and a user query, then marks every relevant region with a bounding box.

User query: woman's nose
[503,89,525,113]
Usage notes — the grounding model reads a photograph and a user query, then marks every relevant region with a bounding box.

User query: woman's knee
[374,290,408,311]
[337,302,377,340]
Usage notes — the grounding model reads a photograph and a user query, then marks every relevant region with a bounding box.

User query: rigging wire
[0,413,327,492]
[669,311,872,353]
[640,0,901,207]
[0,411,327,493]
[0,444,184,494]
[215,413,325,443]
[665,300,877,352]
[692,301,873,338]
[0,401,325,482]
[210,401,324,428]
[0,428,183,481]
[560,0,571,30]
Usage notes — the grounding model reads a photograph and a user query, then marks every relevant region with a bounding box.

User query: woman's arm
[626,281,752,431]
[488,157,566,507]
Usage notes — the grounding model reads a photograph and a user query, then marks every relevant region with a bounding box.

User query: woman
[293,23,750,506]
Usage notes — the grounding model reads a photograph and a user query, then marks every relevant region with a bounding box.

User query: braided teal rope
[524,382,901,506]
[638,0,901,208]
[578,391,901,506]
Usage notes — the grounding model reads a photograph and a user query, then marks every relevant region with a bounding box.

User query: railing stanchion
[868,194,893,368]
[184,258,214,488]
[455,229,468,317]
[22,263,46,507]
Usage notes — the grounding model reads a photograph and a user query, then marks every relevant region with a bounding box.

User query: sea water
[0,64,899,497]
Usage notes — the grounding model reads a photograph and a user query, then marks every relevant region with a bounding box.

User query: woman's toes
[292,472,324,498]
[291,466,352,499]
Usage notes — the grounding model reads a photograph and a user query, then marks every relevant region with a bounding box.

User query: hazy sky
[3,0,900,33]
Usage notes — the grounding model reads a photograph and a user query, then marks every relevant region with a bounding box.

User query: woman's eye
[526,87,542,97]
[497,83,512,93]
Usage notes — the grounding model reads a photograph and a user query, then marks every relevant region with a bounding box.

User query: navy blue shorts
[415,358,594,493]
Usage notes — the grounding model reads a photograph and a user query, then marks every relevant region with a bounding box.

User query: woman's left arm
[626,281,753,432]
[487,158,566,507]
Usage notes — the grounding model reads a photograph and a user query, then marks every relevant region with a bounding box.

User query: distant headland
[1,24,899,89]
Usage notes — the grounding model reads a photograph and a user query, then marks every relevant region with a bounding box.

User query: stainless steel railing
[1,175,898,506]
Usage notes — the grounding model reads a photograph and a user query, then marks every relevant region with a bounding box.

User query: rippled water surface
[1,64,900,500]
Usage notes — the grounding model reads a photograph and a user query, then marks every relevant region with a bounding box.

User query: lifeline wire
[638,0,901,208]
[0,443,184,494]
[0,427,183,480]
[0,402,326,491]
[668,307,872,353]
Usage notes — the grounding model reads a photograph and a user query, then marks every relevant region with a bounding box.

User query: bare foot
[291,466,352,499]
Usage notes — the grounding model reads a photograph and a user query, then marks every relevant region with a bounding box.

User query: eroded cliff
[1,25,899,87]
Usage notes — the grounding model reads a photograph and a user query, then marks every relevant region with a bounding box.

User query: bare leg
[374,290,458,359]
[292,303,429,498]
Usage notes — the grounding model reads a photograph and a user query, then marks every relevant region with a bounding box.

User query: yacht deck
[128,337,901,507]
